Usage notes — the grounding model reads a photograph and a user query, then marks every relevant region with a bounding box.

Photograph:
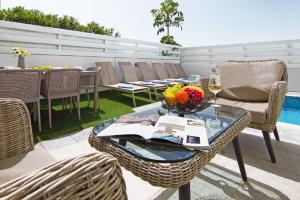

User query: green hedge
[0,6,120,37]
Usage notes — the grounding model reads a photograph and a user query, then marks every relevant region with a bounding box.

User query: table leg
[232,136,247,182]
[94,73,99,112]
[179,182,190,200]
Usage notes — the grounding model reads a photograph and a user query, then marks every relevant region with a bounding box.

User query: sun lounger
[174,63,188,78]
[165,63,180,78]
[118,62,166,100]
[153,63,189,85]
[95,62,150,107]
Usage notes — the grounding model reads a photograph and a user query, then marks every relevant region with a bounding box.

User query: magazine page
[183,119,209,150]
[151,116,209,150]
[151,116,187,144]
[96,115,158,139]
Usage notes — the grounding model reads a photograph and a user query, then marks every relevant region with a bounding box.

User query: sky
[1,0,300,47]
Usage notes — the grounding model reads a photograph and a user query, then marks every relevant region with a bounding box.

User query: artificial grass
[33,90,156,143]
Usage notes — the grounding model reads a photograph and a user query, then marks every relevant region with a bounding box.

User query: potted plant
[12,47,30,69]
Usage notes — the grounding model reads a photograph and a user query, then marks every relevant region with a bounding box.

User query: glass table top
[93,104,247,163]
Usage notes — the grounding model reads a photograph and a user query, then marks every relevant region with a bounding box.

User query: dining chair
[41,69,81,128]
[0,69,42,131]
[80,66,101,108]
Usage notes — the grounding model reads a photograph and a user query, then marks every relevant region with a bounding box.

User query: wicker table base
[89,111,251,199]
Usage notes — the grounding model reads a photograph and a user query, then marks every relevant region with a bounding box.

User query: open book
[97,115,209,150]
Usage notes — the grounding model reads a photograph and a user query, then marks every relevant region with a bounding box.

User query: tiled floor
[36,106,300,200]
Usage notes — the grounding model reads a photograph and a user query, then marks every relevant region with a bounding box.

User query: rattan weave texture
[0,98,34,160]
[89,112,251,188]
[0,153,128,200]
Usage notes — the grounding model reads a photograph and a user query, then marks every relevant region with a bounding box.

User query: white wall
[181,40,300,92]
[0,20,180,81]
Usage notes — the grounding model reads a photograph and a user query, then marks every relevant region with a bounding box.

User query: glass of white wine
[208,74,222,107]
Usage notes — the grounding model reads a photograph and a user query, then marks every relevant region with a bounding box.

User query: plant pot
[18,55,25,69]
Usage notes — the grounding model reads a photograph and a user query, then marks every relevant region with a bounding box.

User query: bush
[0,6,119,37]
[160,35,181,46]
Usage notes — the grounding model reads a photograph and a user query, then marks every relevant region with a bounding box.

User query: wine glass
[208,74,222,107]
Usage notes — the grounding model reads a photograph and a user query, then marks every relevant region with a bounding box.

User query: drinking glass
[208,74,222,107]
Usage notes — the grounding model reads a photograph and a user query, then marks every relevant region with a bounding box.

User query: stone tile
[49,140,97,160]
[122,169,165,200]
[40,136,77,151]
[34,143,44,150]
[69,127,92,142]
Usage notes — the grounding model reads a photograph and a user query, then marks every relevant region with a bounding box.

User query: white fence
[0,20,179,80]
[181,40,300,91]
[0,20,299,91]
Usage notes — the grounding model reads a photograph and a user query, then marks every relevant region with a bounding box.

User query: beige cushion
[216,98,268,124]
[217,60,286,102]
[0,149,56,185]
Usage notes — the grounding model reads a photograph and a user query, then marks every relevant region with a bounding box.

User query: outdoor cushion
[216,98,268,124]
[216,60,286,102]
[0,148,56,185]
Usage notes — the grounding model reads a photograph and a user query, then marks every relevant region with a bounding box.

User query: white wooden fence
[181,40,300,91]
[0,20,299,91]
[0,20,179,80]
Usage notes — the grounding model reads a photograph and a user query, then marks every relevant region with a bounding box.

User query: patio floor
[35,103,300,200]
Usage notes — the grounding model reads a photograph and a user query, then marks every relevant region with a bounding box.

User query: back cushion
[216,60,286,102]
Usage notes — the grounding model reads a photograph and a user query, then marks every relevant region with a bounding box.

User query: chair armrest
[0,153,127,200]
[201,77,214,100]
[266,81,288,128]
[0,98,34,161]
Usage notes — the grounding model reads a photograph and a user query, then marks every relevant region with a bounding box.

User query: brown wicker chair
[202,59,288,163]
[80,67,101,108]
[41,69,81,128]
[0,70,42,131]
[0,98,127,200]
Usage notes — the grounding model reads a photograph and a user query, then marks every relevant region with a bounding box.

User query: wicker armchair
[0,70,42,131]
[202,60,288,163]
[0,98,127,200]
[41,69,81,128]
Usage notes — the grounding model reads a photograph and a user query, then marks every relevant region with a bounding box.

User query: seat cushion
[217,60,286,102]
[0,148,56,185]
[216,98,268,124]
